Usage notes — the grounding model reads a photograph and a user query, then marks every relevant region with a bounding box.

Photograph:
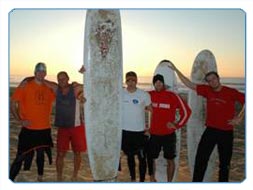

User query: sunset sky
[9,9,245,83]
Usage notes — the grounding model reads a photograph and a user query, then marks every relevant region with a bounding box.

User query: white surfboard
[83,9,122,181]
[153,60,180,182]
[187,49,218,181]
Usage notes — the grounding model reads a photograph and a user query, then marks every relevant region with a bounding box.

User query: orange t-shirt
[11,80,55,130]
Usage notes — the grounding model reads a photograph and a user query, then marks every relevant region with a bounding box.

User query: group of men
[10,60,245,182]
[10,63,86,182]
[122,70,191,182]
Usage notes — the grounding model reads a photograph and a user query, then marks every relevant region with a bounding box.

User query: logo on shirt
[152,102,170,109]
[132,99,139,104]
[35,90,46,105]
[159,103,170,109]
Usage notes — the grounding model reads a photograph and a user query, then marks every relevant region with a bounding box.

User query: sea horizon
[9,74,245,93]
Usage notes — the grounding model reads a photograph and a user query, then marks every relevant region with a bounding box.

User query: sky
[9,9,245,84]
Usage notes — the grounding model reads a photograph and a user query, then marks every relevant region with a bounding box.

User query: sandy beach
[9,88,245,183]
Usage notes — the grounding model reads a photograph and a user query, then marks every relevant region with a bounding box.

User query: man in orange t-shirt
[10,62,55,182]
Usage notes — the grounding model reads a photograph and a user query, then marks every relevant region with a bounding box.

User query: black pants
[10,148,45,181]
[122,130,147,182]
[192,127,233,182]
[145,138,153,176]
[9,127,53,181]
[127,149,147,182]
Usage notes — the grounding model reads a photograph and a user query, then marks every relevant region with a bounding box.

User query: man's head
[153,74,165,91]
[57,71,70,88]
[125,71,137,90]
[204,71,221,90]
[204,71,219,82]
[125,71,137,82]
[34,62,47,82]
[34,62,47,74]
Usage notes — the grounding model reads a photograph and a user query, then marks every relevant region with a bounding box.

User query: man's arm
[238,104,245,119]
[72,82,83,89]
[228,104,245,126]
[165,60,197,91]
[10,100,21,122]
[19,77,58,93]
[19,76,34,88]
[145,104,152,132]
[10,100,31,127]
[166,94,192,130]
[72,82,86,103]
[43,80,58,93]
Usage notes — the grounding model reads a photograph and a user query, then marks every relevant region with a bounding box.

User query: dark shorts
[121,130,148,155]
[17,127,53,154]
[148,133,176,159]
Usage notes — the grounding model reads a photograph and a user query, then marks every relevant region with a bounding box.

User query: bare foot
[71,176,77,182]
[57,175,63,182]
[37,175,43,182]
[150,175,157,182]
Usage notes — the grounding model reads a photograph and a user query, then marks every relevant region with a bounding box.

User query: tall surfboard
[83,9,122,181]
[153,60,180,182]
[187,49,218,181]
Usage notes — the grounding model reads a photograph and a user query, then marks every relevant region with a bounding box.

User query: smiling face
[205,73,221,91]
[126,76,137,91]
[34,62,47,83]
[35,70,46,82]
[57,72,69,89]
[154,80,164,92]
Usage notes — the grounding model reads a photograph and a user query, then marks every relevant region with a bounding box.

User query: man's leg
[137,149,147,182]
[56,151,66,181]
[192,129,216,182]
[72,152,82,181]
[36,148,45,182]
[9,154,24,181]
[217,131,233,182]
[127,153,136,181]
[167,159,175,182]
[23,150,35,170]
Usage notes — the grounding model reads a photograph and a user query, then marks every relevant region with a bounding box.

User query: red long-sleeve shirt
[149,89,191,135]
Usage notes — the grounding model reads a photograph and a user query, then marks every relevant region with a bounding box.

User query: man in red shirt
[169,62,245,182]
[148,74,191,182]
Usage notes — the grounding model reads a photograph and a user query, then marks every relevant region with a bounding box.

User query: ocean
[9,75,245,93]
[135,76,245,93]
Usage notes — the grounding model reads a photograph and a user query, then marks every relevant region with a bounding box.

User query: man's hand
[228,116,244,126]
[166,122,177,130]
[79,65,86,74]
[166,61,176,71]
[19,120,31,127]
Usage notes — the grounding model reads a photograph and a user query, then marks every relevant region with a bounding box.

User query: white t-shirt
[122,88,151,132]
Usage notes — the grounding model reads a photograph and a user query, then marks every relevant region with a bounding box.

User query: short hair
[153,74,165,85]
[204,71,220,82]
[125,71,137,79]
[57,71,69,80]
[34,62,46,73]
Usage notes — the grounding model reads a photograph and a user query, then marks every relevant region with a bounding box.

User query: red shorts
[57,124,87,152]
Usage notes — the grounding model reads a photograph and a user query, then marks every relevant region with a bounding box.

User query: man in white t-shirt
[121,71,152,182]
